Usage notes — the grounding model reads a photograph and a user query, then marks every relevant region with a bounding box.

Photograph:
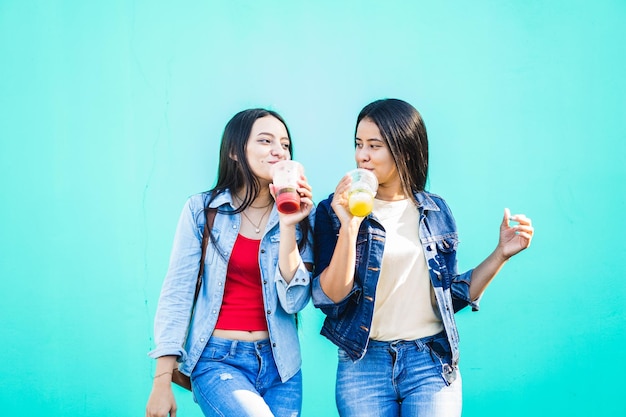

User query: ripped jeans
[191,336,302,417]
[335,331,462,417]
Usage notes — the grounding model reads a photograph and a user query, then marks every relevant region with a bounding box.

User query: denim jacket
[312,191,478,369]
[149,191,314,382]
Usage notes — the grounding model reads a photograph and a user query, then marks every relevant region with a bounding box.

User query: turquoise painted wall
[1,1,625,415]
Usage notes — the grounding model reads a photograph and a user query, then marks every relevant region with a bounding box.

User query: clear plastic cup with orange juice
[347,169,378,217]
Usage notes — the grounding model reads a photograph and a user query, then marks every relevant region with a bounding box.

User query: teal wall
[1,1,625,415]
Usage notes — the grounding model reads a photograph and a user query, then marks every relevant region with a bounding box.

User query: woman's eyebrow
[356,137,384,143]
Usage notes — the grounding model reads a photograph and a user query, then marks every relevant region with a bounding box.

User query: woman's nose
[270,143,285,156]
[356,148,369,162]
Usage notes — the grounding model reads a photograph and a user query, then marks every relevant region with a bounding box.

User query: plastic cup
[347,168,378,217]
[272,160,303,214]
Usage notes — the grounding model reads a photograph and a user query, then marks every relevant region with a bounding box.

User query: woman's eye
[355,142,363,149]
[282,143,290,149]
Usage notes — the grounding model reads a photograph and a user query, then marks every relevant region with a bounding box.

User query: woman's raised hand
[498,208,534,260]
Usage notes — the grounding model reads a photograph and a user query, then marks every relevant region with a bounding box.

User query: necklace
[232,194,273,209]
[249,201,273,209]
[240,204,272,234]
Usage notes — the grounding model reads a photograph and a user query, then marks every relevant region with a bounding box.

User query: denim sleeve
[311,198,359,317]
[148,196,202,360]
[451,268,480,312]
[312,277,360,318]
[274,259,312,314]
[274,209,315,314]
[429,195,481,313]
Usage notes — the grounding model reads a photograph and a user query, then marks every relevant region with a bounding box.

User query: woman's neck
[233,189,274,209]
[374,183,408,202]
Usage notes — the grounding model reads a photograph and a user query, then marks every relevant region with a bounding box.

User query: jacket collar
[206,190,234,210]
[414,191,441,212]
[206,189,280,231]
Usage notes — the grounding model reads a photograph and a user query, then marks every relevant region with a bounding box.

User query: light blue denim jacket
[312,191,479,371]
[149,191,314,382]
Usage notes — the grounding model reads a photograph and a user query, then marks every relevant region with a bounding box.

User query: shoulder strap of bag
[170,207,217,392]
[193,207,217,302]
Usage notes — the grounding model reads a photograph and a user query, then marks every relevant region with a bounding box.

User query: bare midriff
[212,329,269,341]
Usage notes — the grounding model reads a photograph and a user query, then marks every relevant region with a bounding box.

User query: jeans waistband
[207,335,272,352]
[368,330,446,349]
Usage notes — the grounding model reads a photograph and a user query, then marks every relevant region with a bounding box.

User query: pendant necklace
[241,204,273,234]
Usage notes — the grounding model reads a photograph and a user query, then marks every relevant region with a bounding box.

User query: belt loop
[229,340,238,356]
[414,338,424,350]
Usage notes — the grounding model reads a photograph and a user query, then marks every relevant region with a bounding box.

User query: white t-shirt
[369,198,444,341]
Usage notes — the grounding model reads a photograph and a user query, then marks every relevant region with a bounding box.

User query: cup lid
[348,168,378,191]
[271,160,304,176]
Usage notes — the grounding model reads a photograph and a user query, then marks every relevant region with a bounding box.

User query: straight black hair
[211,108,293,211]
[205,108,310,250]
[356,99,429,198]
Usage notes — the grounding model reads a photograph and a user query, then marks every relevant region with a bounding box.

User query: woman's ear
[229,153,238,161]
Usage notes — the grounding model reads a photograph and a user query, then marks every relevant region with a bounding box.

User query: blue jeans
[335,332,462,417]
[191,336,302,417]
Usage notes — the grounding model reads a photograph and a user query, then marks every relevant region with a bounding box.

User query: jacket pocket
[435,234,459,253]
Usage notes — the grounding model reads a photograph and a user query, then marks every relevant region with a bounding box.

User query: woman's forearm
[469,246,509,301]
[319,221,360,302]
[278,223,300,283]
[152,355,178,385]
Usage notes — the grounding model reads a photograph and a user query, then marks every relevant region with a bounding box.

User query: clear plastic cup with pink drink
[272,160,303,214]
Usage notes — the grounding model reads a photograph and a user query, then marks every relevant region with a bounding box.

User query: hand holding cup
[347,169,378,217]
[272,160,304,214]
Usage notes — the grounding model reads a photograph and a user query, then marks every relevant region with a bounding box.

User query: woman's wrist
[279,221,297,236]
[154,371,173,380]
[153,370,173,387]
[493,245,511,263]
[339,219,361,237]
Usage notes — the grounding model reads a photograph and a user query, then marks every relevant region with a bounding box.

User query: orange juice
[348,190,374,217]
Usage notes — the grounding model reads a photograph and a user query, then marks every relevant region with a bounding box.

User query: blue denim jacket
[149,191,314,382]
[312,191,478,369]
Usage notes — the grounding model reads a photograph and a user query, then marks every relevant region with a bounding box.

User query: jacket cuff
[148,344,186,362]
[311,277,335,306]
[274,258,311,288]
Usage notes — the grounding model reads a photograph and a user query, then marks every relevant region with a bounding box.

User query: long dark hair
[205,108,310,249]
[356,99,429,199]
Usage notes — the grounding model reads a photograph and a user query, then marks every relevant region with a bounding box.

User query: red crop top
[214,234,268,331]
